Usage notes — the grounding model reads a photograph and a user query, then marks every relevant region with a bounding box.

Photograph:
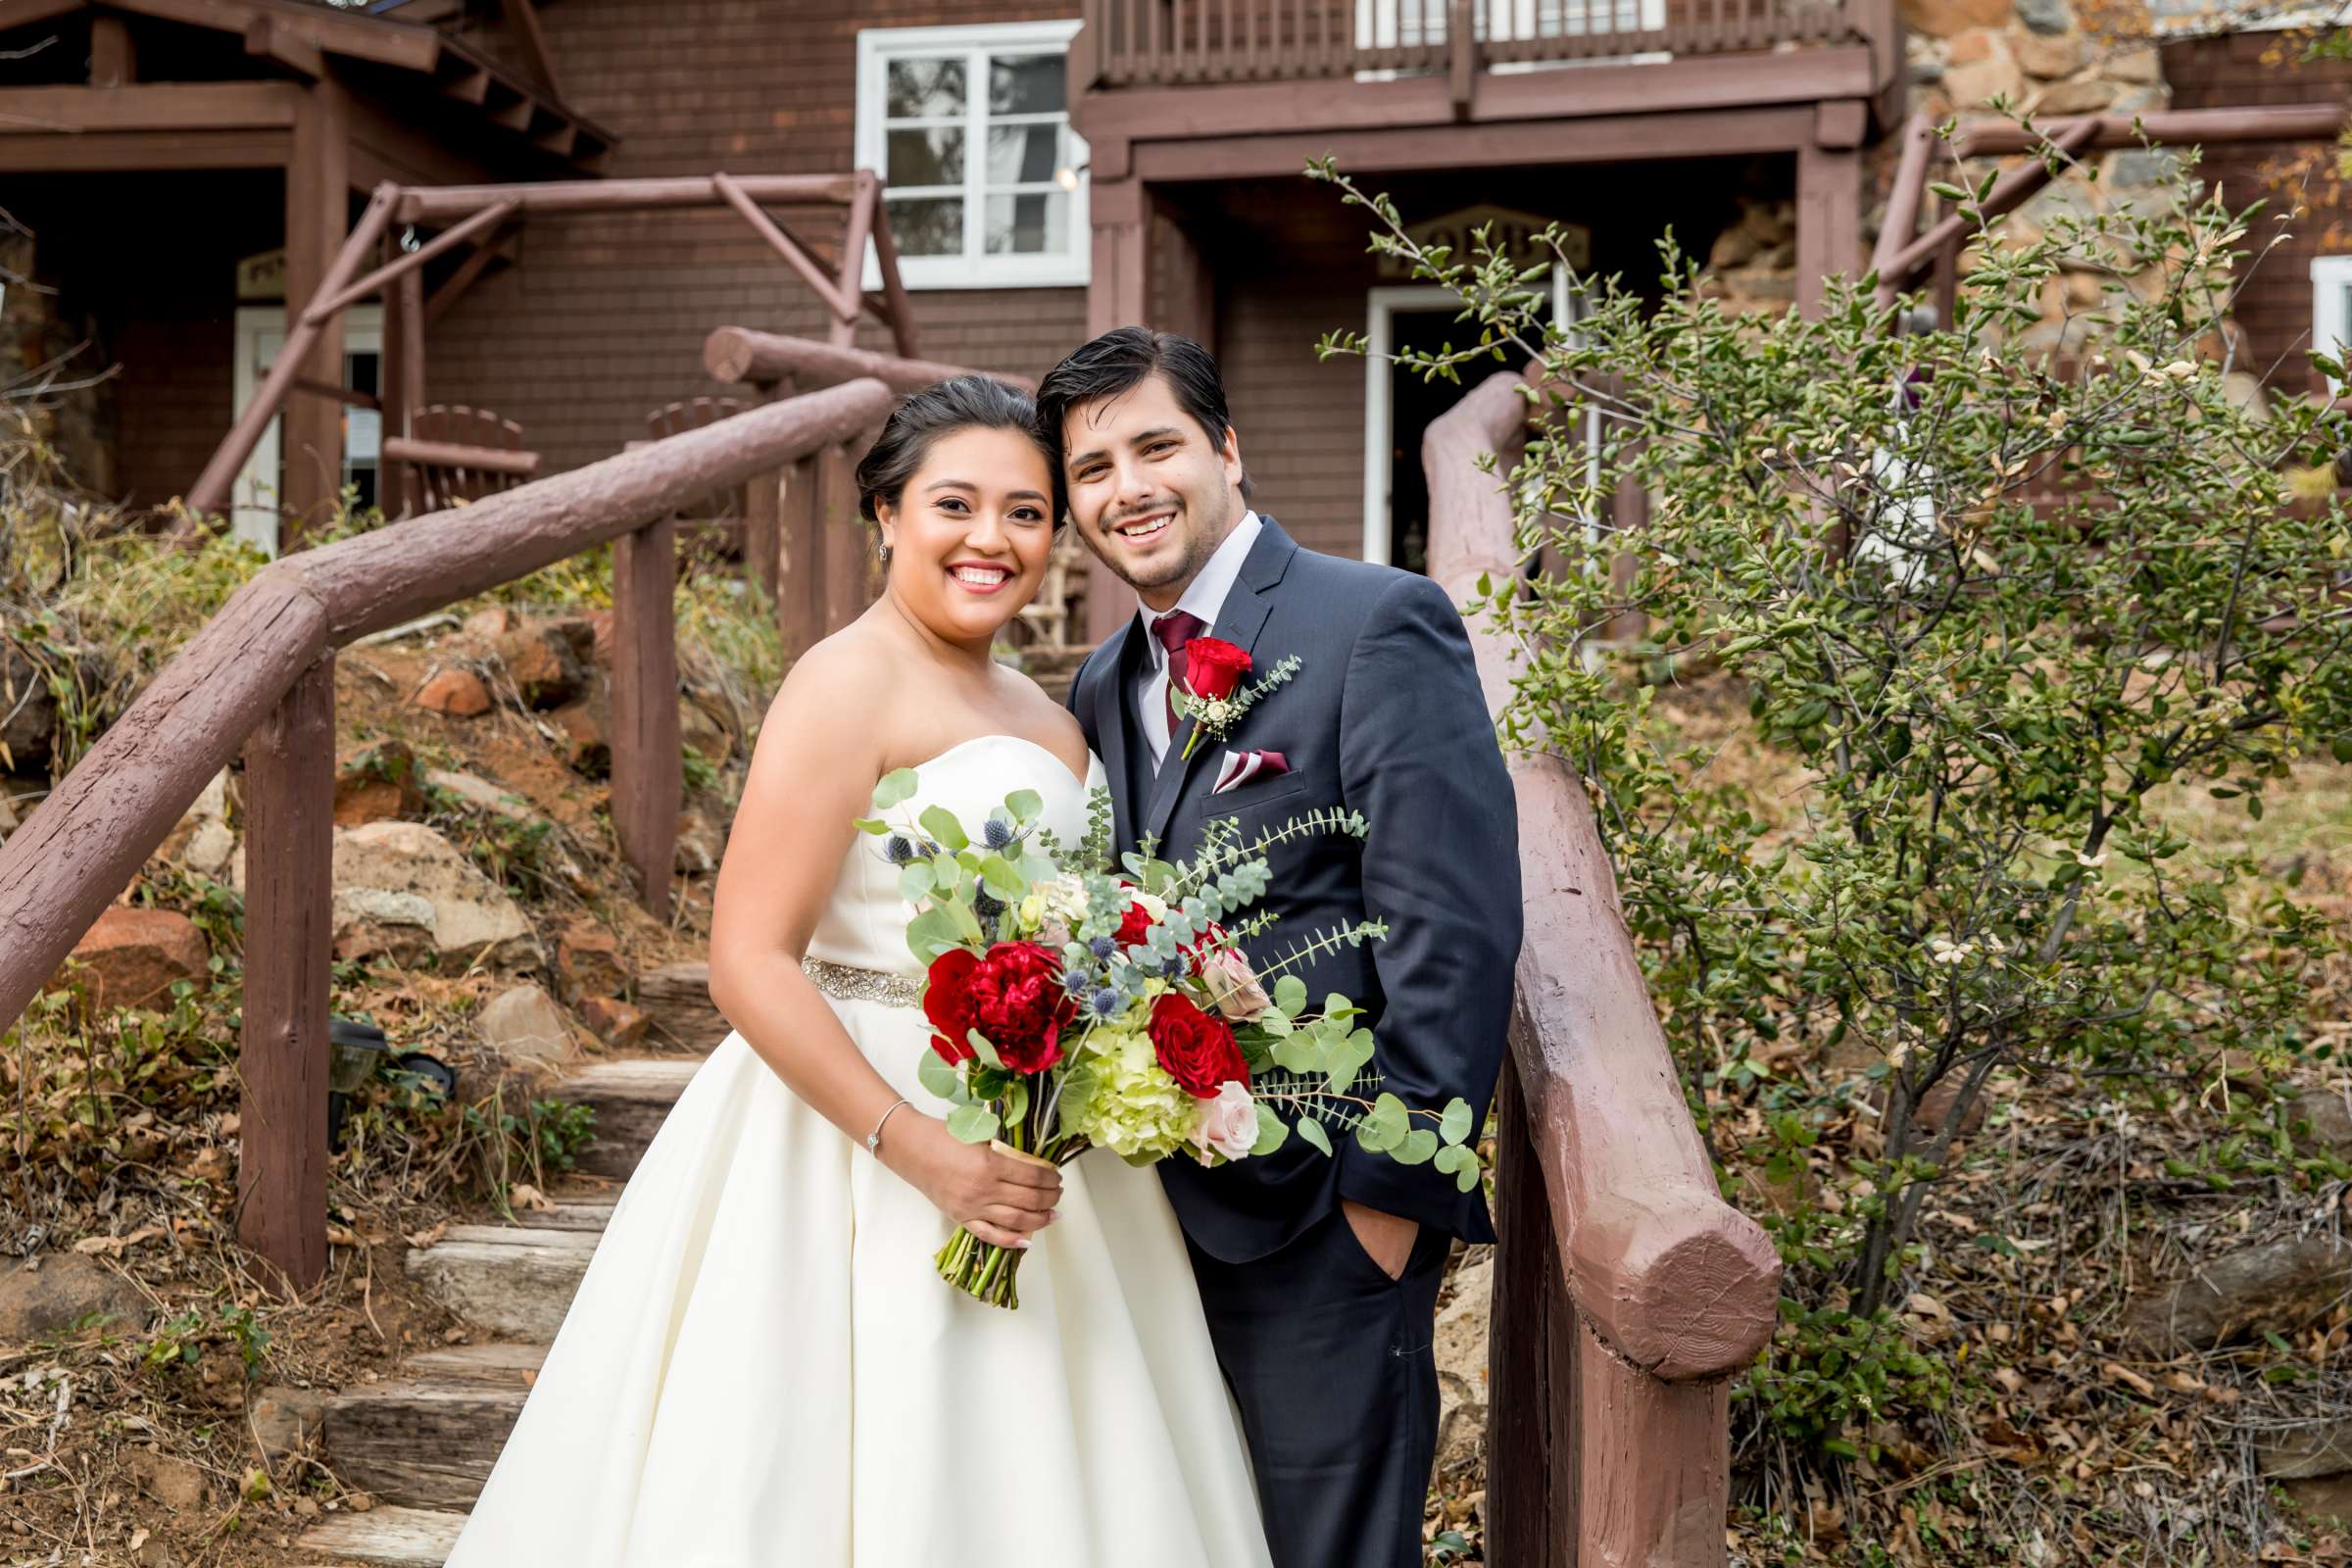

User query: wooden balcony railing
[1424,369,1781,1564]
[1080,0,1862,89]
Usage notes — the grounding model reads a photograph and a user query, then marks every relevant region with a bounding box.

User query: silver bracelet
[864,1097,912,1156]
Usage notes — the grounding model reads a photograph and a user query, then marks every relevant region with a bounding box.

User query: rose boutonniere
[1172,640,1301,760]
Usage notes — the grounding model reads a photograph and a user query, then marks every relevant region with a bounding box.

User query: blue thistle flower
[1160,955,1188,980]
[982,818,1014,850]
[1092,987,1123,1017]
[1090,935,1117,959]
[884,835,914,865]
[973,890,1005,919]
[1064,970,1091,994]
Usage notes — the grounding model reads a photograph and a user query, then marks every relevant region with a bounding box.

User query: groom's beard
[1091,492,1238,599]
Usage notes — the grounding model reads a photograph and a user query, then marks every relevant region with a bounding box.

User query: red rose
[1115,893,1154,949]
[1148,992,1250,1099]
[1182,637,1251,702]
[1183,920,1229,975]
[921,949,984,1065]
[965,941,1077,1075]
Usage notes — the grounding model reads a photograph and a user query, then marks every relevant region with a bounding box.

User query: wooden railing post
[1488,1054,1581,1568]
[238,654,336,1293]
[611,518,681,919]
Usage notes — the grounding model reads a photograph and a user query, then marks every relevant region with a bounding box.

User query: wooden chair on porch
[645,396,752,554]
[390,405,540,512]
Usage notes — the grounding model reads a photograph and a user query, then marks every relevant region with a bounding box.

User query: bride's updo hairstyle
[855,374,1061,526]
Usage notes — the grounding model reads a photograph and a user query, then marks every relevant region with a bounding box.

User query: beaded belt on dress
[801,956,923,1009]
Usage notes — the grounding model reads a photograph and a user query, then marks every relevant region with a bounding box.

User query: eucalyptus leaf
[918,806,969,854]
[1396,1128,1440,1165]
[872,769,918,810]
[1274,975,1308,1018]
[916,1049,962,1102]
[945,1103,1000,1144]
[1440,1098,1474,1146]
[1250,1103,1290,1156]
[1297,1116,1333,1156]
[899,862,936,901]
[1006,788,1045,824]
[965,1028,1005,1071]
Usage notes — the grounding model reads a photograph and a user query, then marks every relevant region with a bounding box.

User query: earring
[878,539,894,566]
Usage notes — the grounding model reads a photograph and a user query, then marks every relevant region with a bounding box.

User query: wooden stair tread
[405,1234,595,1341]
[326,1377,531,1510]
[555,1056,701,1178]
[295,1505,467,1565]
[403,1342,548,1385]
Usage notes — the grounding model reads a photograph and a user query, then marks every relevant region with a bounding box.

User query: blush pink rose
[1190,1080,1259,1165]
[1198,945,1273,1022]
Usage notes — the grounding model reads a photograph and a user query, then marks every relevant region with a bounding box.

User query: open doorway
[1363,270,1580,570]
[231,303,382,555]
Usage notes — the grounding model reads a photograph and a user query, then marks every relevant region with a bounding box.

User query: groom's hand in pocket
[883,1114,1062,1250]
[1341,1200,1419,1281]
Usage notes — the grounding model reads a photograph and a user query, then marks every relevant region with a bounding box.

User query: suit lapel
[1093,620,1145,853]
[1142,517,1299,852]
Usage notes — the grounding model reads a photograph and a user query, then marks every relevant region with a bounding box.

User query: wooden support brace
[713,171,863,324]
[424,220,519,327]
[306,198,519,326]
[833,171,877,348]
[868,193,919,360]
[237,655,335,1294]
[610,519,680,918]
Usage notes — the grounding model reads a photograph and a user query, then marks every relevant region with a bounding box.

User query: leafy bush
[1313,133,2352,1456]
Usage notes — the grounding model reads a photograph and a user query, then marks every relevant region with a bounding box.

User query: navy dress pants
[1188,1207,1453,1568]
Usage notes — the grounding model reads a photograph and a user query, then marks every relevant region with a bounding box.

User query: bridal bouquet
[854,769,1483,1308]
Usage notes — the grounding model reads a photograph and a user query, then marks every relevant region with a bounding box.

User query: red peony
[1148,992,1250,1099]
[965,941,1077,1075]
[921,949,984,1065]
[1182,637,1251,702]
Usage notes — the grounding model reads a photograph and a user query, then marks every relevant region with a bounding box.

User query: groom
[1043,328,1522,1568]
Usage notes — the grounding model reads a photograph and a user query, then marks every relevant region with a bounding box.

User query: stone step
[326,1376,529,1510]
[295,1505,467,1566]
[558,1056,700,1178]
[404,1226,599,1341]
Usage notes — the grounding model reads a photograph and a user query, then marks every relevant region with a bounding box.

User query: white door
[1361,269,1590,566]
[231,305,383,556]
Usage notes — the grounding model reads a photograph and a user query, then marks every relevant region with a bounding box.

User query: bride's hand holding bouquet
[856,769,1485,1308]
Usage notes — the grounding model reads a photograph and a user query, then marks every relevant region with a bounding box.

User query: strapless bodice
[806,734,1105,979]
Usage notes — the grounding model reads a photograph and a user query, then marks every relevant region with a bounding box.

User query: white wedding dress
[445,735,1272,1568]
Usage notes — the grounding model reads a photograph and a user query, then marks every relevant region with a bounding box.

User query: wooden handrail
[1424,369,1780,1563]
[704,327,1037,396]
[0,377,895,1288]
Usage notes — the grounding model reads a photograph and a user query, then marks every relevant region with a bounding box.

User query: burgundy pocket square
[1211,750,1291,795]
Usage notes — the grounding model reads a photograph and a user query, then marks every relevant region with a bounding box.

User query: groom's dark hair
[1035,327,1251,503]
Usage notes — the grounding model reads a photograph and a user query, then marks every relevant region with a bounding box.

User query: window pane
[889,195,964,257]
[886,56,965,119]
[984,190,1069,256]
[985,122,1063,186]
[989,53,1065,115]
[886,126,963,187]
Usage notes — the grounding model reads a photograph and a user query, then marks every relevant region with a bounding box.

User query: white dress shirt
[1133,510,1263,768]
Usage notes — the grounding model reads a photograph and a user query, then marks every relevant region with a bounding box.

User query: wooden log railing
[0,376,897,1293]
[1423,370,1782,1565]
[701,327,1041,659]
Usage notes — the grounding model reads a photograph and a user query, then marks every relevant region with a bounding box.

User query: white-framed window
[2314,256,2352,388]
[856,20,1090,291]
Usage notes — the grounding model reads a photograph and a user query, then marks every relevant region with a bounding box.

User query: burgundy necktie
[1152,609,1205,740]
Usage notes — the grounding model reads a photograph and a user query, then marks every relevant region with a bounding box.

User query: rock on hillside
[325,821,540,969]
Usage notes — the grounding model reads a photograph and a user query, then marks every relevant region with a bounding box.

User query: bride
[445,377,1273,1566]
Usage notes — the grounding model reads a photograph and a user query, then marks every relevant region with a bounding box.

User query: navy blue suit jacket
[1067,516,1521,1264]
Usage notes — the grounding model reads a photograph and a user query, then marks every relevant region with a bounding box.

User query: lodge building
[1,0,2343,639]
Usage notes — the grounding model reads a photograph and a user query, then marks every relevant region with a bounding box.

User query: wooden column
[1795,139,1861,321]
[238,654,335,1293]
[281,80,353,545]
[89,14,134,85]
[779,452,823,655]
[817,435,873,635]
[379,252,425,517]
[1082,177,1155,645]
[611,518,680,918]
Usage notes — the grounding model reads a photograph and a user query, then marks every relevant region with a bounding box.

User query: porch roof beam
[0,79,304,131]
[1129,103,1822,181]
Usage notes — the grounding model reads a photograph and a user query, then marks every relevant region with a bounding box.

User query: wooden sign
[237,248,286,302]
[1378,204,1592,279]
